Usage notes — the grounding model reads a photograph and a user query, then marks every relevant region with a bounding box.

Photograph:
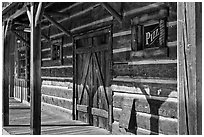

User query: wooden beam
[100,2,122,23]
[30,2,42,135]
[44,11,69,17]
[26,6,31,24]
[41,2,82,23]
[44,2,55,8]
[195,3,202,135]
[9,31,15,97]
[8,6,27,20]
[41,3,100,30]
[35,2,44,27]
[2,21,10,126]
[43,13,72,37]
[178,2,202,135]
[4,19,10,38]
[11,30,30,46]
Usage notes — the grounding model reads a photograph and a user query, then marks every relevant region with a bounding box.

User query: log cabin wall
[40,2,177,135]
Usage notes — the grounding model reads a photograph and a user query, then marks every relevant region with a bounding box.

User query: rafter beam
[43,13,71,37]
[44,2,55,8]
[100,2,122,23]
[44,11,69,17]
[7,6,27,20]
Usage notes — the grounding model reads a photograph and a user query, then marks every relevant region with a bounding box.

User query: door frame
[72,25,113,132]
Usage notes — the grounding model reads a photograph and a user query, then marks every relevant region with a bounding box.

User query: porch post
[195,3,202,134]
[2,20,10,126]
[178,2,202,135]
[30,2,42,135]
[9,31,15,97]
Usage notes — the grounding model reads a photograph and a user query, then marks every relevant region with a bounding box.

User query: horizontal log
[113,92,177,118]
[41,50,50,59]
[42,80,73,88]
[42,58,51,61]
[41,58,72,67]
[41,85,73,99]
[113,30,131,37]
[111,84,177,98]
[113,47,131,54]
[41,65,72,69]
[42,94,73,110]
[167,41,177,47]
[42,48,51,52]
[130,47,168,59]
[113,63,177,79]
[113,51,131,62]
[41,67,73,77]
[113,48,176,63]
[63,42,73,48]
[127,59,177,65]
[42,59,58,66]
[113,35,131,50]
[123,2,165,17]
[119,111,177,134]
[113,76,177,85]
[63,58,73,66]
[41,76,73,82]
[63,55,73,59]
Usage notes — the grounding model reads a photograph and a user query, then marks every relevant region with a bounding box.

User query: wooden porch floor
[3,98,110,135]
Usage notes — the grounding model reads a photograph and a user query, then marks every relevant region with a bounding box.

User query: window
[51,37,63,63]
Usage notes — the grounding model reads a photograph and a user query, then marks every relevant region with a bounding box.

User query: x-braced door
[73,27,113,131]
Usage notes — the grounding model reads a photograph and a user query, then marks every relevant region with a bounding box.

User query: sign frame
[131,8,168,59]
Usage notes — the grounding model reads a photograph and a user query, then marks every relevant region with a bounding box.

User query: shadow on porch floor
[3,98,110,135]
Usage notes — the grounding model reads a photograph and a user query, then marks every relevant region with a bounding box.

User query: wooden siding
[39,2,177,135]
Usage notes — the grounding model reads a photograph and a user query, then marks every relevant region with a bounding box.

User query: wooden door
[73,27,113,131]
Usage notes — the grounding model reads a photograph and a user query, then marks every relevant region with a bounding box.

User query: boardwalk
[3,98,110,135]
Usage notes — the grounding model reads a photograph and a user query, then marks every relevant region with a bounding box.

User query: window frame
[51,37,63,65]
